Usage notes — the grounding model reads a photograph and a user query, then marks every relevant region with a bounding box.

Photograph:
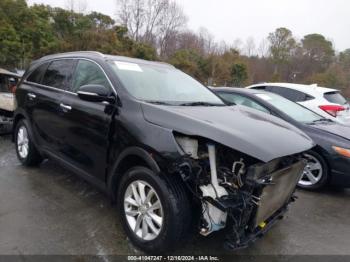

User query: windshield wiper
[309,118,333,124]
[145,100,174,106]
[179,101,224,106]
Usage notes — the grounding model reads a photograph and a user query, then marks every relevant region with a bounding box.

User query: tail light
[319,105,345,117]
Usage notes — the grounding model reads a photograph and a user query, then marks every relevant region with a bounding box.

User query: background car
[214,87,350,190]
[247,83,350,125]
[0,68,20,133]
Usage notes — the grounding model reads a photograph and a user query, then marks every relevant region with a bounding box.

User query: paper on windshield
[114,61,143,72]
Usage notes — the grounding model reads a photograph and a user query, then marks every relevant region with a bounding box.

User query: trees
[231,63,248,86]
[0,0,158,68]
[268,28,296,65]
[339,49,350,70]
[301,34,335,74]
[0,1,349,92]
[0,0,59,68]
[0,22,21,68]
[116,0,187,57]
[267,28,297,81]
[65,0,88,13]
[244,37,256,57]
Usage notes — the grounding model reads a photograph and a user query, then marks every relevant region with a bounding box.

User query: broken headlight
[175,135,199,159]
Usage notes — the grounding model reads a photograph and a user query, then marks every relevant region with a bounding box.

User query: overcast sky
[27,0,350,52]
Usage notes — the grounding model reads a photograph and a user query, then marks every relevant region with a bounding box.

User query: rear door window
[42,60,76,90]
[324,91,347,105]
[26,62,49,84]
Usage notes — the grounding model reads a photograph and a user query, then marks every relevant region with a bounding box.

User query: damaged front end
[170,134,306,250]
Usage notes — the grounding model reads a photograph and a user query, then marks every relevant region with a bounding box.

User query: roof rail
[65,51,105,57]
[39,51,105,60]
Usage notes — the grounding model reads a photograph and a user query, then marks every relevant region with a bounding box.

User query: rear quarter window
[266,86,313,102]
[324,91,347,105]
[250,86,266,90]
[26,63,49,84]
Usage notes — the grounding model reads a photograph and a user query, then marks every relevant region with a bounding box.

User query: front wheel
[117,166,191,253]
[298,150,329,190]
[15,119,43,166]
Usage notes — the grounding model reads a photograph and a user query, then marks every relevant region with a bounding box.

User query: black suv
[14,52,313,253]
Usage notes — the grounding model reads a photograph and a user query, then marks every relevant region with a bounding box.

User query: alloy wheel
[17,126,29,159]
[124,180,164,241]
[299,153,323,186]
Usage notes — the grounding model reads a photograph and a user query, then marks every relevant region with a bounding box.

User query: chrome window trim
[24,57,118,97]
[22,81,78,96]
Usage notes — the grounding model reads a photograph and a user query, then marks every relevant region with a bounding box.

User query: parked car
[214,87,350,190]
[247,83,350,125]
[14,52,313,253]
[0,68,20,133]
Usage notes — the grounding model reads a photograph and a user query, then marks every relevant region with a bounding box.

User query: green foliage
[0,0,348,92]
[168,49,205,80]
[270,72,281,82]
[307,64,347,89]
[268,28,296,65]
[0,22,21,68]
[301,34,335,71]
[339,49,350,70]
[231,63,248,86]
[132,42,157,60]
[0,0,158,69]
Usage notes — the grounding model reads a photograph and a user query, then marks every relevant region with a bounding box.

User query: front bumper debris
[224,202,292,250]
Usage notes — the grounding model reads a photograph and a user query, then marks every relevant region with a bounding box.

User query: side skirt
[42,149,109,194]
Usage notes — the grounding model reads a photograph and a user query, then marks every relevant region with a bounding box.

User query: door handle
[60,103,72,111]
[28,93,36,99]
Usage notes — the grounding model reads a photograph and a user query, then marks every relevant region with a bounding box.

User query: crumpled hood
[141,103,314,162]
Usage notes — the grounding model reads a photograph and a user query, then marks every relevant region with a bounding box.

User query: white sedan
[247,83,350,125]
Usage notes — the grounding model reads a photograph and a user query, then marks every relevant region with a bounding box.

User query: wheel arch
[12,113,26,142]
[309,145,330,173]
[107,146,162,201]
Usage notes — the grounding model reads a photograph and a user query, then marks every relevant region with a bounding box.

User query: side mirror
[77,84,115,103]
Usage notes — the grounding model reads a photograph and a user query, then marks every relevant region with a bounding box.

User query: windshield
[109,61,224,106]
[255,93,323,124]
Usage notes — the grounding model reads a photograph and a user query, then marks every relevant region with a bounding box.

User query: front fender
[107,146,161,200]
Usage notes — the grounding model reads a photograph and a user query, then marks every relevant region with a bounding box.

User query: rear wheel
[15,119,43,166]
[117,166,191,253]
[298,150,328,190]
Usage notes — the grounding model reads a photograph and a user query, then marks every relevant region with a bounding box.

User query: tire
[14,119,43,166]
[117,166,191,253]
[298,150,329,190]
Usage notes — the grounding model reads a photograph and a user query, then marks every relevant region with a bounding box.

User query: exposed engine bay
[171,134,306,249]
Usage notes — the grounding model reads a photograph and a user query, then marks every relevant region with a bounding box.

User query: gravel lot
[0,133,350,257]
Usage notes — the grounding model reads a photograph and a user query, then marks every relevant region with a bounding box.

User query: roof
[247,82,338,96]
[36,51,174,68]
[0,68,21,78]
[212,87,265,94]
